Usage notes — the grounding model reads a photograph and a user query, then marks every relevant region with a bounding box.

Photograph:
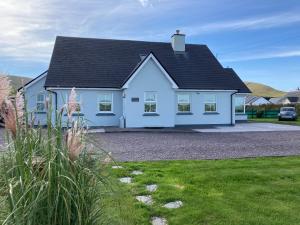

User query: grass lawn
[249,118,300,126]
[110,157,300,225]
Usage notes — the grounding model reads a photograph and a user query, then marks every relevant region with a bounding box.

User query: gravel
[89,131,300,161]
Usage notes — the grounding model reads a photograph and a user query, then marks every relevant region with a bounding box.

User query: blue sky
[0,0,299,91]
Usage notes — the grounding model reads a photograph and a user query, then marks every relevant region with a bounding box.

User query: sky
[0,0,299,91]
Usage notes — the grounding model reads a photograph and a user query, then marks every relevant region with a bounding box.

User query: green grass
[245,82,286,97]
[249,118,300,126]
[111,157,300,225]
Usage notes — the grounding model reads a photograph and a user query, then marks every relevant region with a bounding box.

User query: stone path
[119,177,132,184]
[163,201,183,209]
[136,195,153,205]
[146,184,158,192]
[112,165,123,169]
[116,166,183,225]
[151,217,168,225]
[131,170,143,175]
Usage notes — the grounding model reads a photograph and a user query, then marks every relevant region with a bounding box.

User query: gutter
[230,90,239,125]
[47,89,58,112]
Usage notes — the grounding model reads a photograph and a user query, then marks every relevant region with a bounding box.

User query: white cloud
[185,12,300,35]
[222,49,300,62]
[138,0,150,7]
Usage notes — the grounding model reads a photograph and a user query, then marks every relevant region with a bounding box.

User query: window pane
[99,103,112,112]
[178,103,190,112]
[37,103,45,111]
[204,94,216,103]
[75,104,81,112]
[37,94,44,102]
[99,93,112,102]
[144,103,156,112]
[205,103,216,112]
[235,97,245,113]
[145,92,156,101]
[178,94,189,103]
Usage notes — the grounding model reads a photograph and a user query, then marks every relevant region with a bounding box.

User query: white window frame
[98,92,113,113]
[204,94,217,112]
[235,96,246,114]
[66,93,82,113]
[144,92,157,113]
[177,93,191,112]
[36,93,46,112]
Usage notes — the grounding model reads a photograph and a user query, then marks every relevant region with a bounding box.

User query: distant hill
[9,75,32,90]
[245,82,286,98]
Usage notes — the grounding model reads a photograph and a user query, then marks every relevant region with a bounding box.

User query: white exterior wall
[124,58,176,127]
[52,89,123,127]
[24,75,48,126]
[175,91,234,125]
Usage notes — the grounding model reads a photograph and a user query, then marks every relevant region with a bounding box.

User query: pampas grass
[0,87,109,225]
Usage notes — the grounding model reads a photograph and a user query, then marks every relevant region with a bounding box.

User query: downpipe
[230,91,239,125]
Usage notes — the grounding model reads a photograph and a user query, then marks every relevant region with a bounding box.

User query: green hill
[9,75,32,90]
[245,82,286,98]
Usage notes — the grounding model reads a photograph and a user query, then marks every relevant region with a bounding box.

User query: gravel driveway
[90,131,300,161]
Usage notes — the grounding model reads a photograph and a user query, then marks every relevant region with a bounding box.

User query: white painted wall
[24,75,48,126]
[52,89,123,127]
[124,58,176,127]
[175,91,234,125]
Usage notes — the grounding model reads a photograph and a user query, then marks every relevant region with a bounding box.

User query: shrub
[256,110,264,118]
[0,81,109,225]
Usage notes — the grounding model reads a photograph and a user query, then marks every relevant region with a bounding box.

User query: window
[204,94,217,112]
[98,93,113,112]
[177,94,191,112]
[36,93,45,112]
[67,94,81,112]
[144,92,157,113]
[235,96,245,114]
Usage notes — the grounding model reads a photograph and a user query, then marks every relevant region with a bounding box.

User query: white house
[21,31,251,128]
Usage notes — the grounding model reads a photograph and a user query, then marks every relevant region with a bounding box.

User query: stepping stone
[112,165,123,169]
[119,177,132,184]
[136,195,153,205]
[146,184,158,192]
[151,217,168,225]
[131,170,143,175]
[163,201,183,209]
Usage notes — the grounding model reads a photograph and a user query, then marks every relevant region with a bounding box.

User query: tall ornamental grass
[0,79,108,225]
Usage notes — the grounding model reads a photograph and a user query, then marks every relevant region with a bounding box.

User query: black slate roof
[45,36,250,93]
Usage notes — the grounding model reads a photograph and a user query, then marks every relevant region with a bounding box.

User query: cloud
[185,12,300,36]
[137,0,150,7]
[221,49,300,62]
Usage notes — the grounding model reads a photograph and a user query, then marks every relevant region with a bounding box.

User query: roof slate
[45,36,250,93]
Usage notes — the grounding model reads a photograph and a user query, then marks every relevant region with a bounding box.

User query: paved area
[195,123,300,133]
[90,130,300,161]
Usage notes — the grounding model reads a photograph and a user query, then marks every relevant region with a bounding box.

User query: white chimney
[171,30,185,52]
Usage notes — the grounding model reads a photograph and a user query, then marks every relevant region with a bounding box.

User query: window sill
[35,111,47,114]
[96,113,115,116]
[203,112,219,115]
[143,113,160,116]
[64,113,85,116]
[176,112,193,115]
[235,113,246,115]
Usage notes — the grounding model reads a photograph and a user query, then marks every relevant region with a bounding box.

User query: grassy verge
[111,157,300,225]
[249,118,300,126]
